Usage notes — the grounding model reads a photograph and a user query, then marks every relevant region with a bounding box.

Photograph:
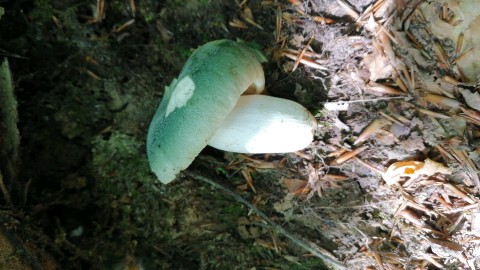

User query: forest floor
[1,0,480,269]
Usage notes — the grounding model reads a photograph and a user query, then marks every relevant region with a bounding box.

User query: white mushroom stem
[208,95,317,153]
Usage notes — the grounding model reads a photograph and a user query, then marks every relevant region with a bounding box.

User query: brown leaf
[283,178,309,195]
[428,238,464,252]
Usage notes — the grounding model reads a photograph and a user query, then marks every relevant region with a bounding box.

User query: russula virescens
[147,39,316,184]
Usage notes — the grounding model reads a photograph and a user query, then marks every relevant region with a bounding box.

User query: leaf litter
[267,0,480,268]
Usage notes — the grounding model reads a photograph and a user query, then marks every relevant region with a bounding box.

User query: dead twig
[331,146,368,165]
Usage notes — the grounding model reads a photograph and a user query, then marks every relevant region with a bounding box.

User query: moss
[177,44,195,59]
[143,13,155,23]
[89,131,178,265]
[220,204,245,231]
[29,0,55,21]
[92,132,148,179]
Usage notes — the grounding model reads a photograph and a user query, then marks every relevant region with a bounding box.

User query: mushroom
[147,40,316,184]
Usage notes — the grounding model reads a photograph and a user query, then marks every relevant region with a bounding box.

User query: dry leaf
[390,122,411,138]
[460,89,480,111]
[283,178,309,196]
[420,0,480,82]
[428,237,464,252]
[363,46,394,81]
[399,132,426,152]
[382,158,451,185]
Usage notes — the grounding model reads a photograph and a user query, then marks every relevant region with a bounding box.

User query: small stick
[336,0,359,20]
[452,47,472,65]
[455,32,464,56]
[444,202,480,214]
[442,3,448,21]
[331,96,410,104]
[292,37,314,72]
[416,108,450,119]
[185,171,347,270]
[129,0,137,16]
[372,0,387,13]
[282,52,328,70]
[423,254,444,269]
[379,112,403,126]
[275,7,282,42]
[331,146,368,165]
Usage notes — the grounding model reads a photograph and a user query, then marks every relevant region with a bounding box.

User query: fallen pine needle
[331,146,368,165]
[353,119,385,146]
[282,51,328,70]
[416,108,450,119]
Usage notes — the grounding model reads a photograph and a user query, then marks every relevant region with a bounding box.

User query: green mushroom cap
[147,40,266,184]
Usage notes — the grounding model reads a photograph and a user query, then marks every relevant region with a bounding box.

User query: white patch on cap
[165,76,195,117]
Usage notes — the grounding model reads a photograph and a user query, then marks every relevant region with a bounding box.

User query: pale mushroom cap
[208,95,317,153]
[147,40,266,184]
